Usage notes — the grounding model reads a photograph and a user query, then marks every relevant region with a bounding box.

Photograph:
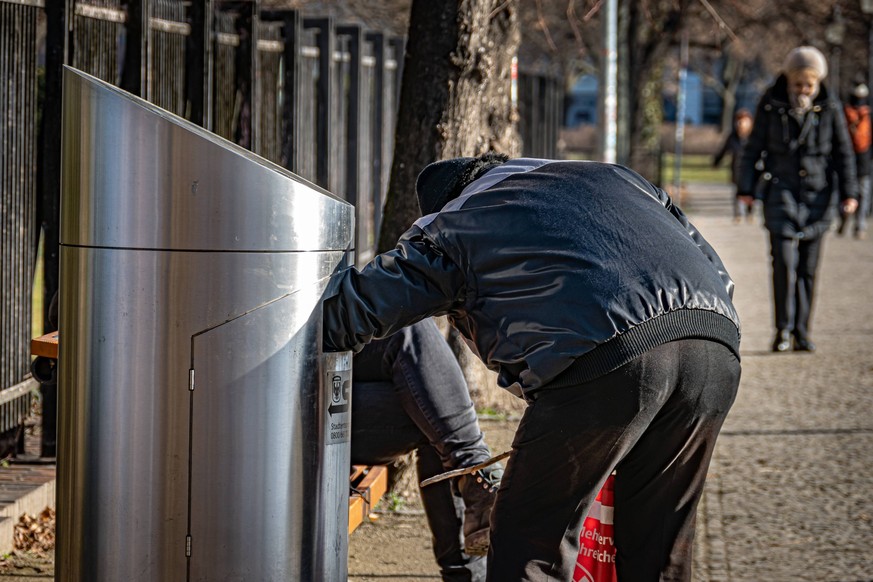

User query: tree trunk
[619,0,692,184]
[719,51,744,133]
[378,0,520,253]
[378,0,523,490]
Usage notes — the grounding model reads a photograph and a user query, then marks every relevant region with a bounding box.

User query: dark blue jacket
[324,159,740,399]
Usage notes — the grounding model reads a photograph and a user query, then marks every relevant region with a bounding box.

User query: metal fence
[0,0,41,445]
[517,69,563,159]
[0,0,562,455]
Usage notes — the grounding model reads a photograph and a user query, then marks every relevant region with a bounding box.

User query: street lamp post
[861,0,873,90]
[825,5,846,94]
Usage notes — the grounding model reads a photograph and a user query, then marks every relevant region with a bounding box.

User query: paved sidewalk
[687,183,873,581]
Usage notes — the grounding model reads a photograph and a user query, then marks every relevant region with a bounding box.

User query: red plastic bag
[573,474,617,582]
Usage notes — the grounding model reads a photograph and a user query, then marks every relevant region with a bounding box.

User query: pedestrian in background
[324,153,741,581]
[713,108,755,222]
[738,45,858,353]
[840,82,871,239]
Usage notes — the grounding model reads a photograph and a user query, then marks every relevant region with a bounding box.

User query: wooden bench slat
[348,465,389,535]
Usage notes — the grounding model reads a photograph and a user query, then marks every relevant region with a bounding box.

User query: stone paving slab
[0,465,56,557]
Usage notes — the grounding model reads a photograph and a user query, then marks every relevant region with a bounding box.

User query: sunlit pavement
[686,183,873,582]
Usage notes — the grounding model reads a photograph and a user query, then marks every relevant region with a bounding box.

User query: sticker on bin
[324,352,352,445]
[573,474,617,582]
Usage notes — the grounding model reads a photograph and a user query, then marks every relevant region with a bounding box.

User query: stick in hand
[419,450,511,488]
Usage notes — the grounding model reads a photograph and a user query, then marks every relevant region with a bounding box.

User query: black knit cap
[415,152,509,215]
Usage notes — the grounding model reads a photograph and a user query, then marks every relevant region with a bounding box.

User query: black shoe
[458,463,503,557]
[793,335,816,352]
[772,330,792,352]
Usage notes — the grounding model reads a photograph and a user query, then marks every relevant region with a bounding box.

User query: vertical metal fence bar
[331,35,347,198]
[388,36,404,107]
[238,0,258,150]
[212,8,234,140]
[359,38,375,263]
[4,3,12,388]
[1,3,9,388]
[337,25,361,212]
[304,17,332,190]
[233,0,255,149]
[365,32,384,241]
[186,0,212,127]
[384,35,403,189]
[535,76,545,156]
[39,0,66,334]
[121,0,145,96]
[552,76,560,158]
[539,76,549,157]
[20,5,33,380]
[8,3,16,391]
[297,28,317,183]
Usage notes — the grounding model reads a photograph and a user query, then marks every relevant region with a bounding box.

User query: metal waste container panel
[56,67,354,582]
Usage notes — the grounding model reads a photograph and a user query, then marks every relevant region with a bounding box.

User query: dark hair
[457,152,510,195]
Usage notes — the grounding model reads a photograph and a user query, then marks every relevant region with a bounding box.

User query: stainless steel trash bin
[56,67,354,581]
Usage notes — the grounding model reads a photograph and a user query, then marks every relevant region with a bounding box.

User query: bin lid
[61,67,353,253]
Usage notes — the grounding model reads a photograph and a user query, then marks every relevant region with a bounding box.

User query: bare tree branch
[534,0,559,53]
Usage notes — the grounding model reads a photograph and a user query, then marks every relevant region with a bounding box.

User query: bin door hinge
[186,534,192,557]
[188,368,195,392]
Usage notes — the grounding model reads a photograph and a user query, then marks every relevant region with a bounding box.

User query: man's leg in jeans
[351,380,485,582]
[486,339,739,582]
[383,319,492,468]
[354,318,501,555]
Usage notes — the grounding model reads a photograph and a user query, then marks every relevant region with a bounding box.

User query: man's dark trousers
[768,233,824,338]
[487,339,741,581]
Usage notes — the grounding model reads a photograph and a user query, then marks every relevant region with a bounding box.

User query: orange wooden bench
[30,332,388,535]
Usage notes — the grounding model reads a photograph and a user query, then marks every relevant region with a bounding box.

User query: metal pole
[869,19,873,93]
[304,18,334,190]
[601,0,618,164]
[673,31,689,198]
[185,0,213,128]
[278,10,302,173]
[366,32,385,239]
[338,25,362,212]
[120,0,146,96]
[39,0,67,332]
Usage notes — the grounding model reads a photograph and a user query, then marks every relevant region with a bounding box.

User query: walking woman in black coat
[738,46,859,353]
